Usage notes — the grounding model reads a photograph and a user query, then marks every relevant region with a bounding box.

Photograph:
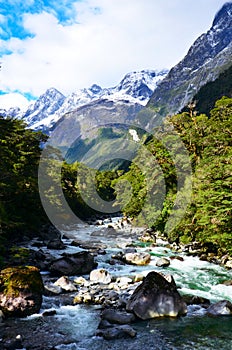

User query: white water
[14,218,232,349]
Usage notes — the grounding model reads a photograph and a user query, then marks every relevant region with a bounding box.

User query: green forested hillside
[0,117,118,258]
[1,94,231,261]
[0,117,47,236]
[189,64,232,116]
[115,96,232,255]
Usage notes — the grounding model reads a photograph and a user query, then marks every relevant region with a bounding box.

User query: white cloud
[0,0,227,102]
[0,93,29,110]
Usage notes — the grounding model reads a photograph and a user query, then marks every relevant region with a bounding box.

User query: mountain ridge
[148,1,232,119]
[0,69,168,132]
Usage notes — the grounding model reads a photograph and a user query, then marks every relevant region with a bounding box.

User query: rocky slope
[148,2,232,120]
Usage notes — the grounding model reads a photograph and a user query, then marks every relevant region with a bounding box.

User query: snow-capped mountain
[1,69,168,132]
[148,2,232,118]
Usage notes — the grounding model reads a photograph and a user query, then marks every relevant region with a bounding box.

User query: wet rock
[54,276,77,292]
[182,294,210,307]
[74,276,88,286]
[44,283,63,295]
[170,255,184,262]
[116,239,134,249]
[139,230,156,243]
[0,266,44,317]
[90,269,112,284]
[47,238,65,250]
[48,251,97,276]
[78,241,107,252]
[126,271,187,319]
[221,280,232,286]
[220,254,229,265]
[3,334,24,349]
[96,324,137,340]
[42,309,57,317]
[116,276,133,289]
[123,252,151,266]
[225,260,232,269]
[101,308,136,325]
[156,257,170,267]
[0,309,5,323]
[39,224,62,243]
[206,300,232,316]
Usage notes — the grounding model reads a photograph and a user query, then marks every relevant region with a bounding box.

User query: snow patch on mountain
[1,69,168,131]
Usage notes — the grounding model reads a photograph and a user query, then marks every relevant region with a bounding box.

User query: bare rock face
[126,271,187,319]
[0,266,44,317]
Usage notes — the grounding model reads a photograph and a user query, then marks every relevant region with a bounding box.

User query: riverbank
[1,217,232,349]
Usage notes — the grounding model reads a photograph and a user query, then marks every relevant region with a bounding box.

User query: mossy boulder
[0,266,44,317]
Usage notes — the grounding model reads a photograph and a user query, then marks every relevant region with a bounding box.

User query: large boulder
[48,251,97,276]
[0,266,44,317]
[126,271,187,319]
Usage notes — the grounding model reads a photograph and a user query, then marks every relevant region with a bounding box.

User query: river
[1,217,232,349]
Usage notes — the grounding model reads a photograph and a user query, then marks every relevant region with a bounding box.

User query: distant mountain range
[1,2,232,135]
[0,69,168,132]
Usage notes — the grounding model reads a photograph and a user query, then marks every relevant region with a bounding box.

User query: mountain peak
[148,2,232,117]
[213,2,232,26]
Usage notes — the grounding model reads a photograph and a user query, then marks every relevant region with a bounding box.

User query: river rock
[2,335,24,350]
[126,271,187,319]
[0,310,4,323]
[225,260,232,269]
[0,266,44,317]
[44,283,63,295]
[116,276,133,289]
[54,276,77,292]
[206,300,232,316]
[123,252,151,266]
[139,229,156,243]
[101,308,136,324]
[96,324,137,340]
[47,237,66,250]
[48,251,97,276]
[39,224,62,242]
[156,257,170,267]
[182,294,210,307]
[221,280,232,286]
[90,269,112,284]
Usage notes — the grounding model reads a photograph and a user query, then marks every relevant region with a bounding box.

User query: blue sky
[0,0,229,109]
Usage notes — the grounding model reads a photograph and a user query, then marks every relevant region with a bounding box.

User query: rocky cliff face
[148,2,232,119]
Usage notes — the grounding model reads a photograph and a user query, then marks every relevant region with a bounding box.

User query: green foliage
[0,116,47,236]
[113,131,178,228]
[170,97,232,253]
[113,96,232,255]
[0,266,43,298]
[193,64,232,116]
